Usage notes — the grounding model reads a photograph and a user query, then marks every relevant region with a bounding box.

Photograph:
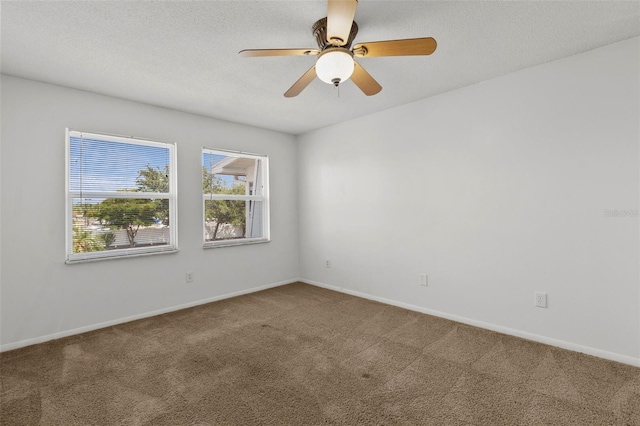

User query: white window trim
[202,147,270,249]
[65,129,178,263]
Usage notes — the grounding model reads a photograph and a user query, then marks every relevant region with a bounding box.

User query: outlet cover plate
[420,274,428,286]
[534,291,547,308]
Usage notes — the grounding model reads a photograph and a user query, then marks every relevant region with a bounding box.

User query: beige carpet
[1,282,639,425]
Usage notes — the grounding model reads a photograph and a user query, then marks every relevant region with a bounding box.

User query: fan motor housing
[312,17,359,50]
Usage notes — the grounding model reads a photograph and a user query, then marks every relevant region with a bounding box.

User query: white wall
[0,75,299,349]
[297,37,640,364]
[2,38,639,366]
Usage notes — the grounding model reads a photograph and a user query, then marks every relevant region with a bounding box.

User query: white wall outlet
[534,291,547,308]
[419,274,428,286]
[325,260,331,268]
[186,272,194,283]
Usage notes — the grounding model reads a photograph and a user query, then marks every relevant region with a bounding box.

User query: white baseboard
[0,278,299,353]
[301,279,640,368]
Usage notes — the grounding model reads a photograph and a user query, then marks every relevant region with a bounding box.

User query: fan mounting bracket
[312,17,359,50]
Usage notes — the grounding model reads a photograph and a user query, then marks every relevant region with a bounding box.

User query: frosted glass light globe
[315,50,354,85]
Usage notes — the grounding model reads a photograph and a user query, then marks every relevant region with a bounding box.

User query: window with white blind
[202,148,269,248]
[66,129,177,263]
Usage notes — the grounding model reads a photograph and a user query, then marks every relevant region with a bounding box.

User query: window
[202,148,269,248]
[66,130,177,263]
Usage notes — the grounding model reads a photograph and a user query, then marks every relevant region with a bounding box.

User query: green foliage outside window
[73,227,102,253]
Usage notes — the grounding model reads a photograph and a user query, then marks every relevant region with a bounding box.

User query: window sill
[203,238,270,249]
[66,247,179,264]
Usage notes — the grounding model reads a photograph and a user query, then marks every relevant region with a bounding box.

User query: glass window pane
[202,152,260,195]
[70,136,170,193]
[72,197,171,251]
[204,200,264,241]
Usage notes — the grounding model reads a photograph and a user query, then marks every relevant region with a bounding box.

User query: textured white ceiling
[2,1,639,135]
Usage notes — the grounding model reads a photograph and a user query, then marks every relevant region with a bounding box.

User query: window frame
[65,129,178,263]
[202,147,270,249]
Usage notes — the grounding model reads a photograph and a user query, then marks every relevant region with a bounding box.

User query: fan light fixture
[315,49,354,86]
[239,0,438,97]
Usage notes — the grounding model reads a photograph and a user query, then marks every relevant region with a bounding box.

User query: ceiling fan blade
[352,37,437,57]
[239,48,319,57]
[326,0,358,46]
[284,66,317,98]
[351,61,382,96]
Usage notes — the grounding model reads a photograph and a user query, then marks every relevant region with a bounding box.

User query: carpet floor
[1,282,639,425]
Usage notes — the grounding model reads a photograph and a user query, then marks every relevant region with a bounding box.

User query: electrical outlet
[419,274,428,286]
[534,292,547,308]
[325,260,331,268]
[186,272,194,283]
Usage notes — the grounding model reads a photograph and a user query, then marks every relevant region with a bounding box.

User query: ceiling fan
[239,0,437,97]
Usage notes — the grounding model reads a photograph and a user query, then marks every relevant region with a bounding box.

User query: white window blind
[66,129,177,263]
[202,148,269,248]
